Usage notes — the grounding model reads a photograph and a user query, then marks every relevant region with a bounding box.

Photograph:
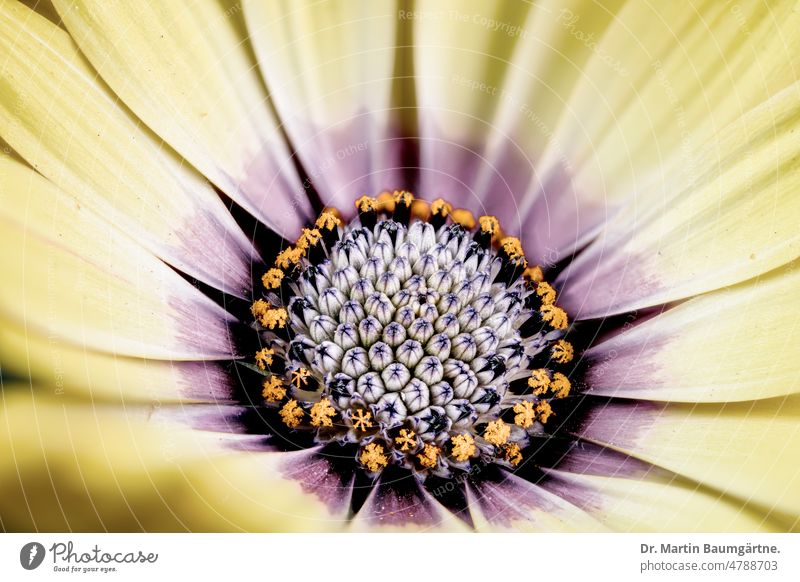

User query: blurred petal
[575,396,800,518]
[543,470,781,532]
[413,0,530,212]
[0,3,258,296]
[244,0,404,205]
[560,81,800,317]
[466,469,608,532]
[526,0,800,261]
[53,0,313,238]
[349,470,466,531]
[0,321,235,403]
[279,448,354,520]
[0,160,236,360]
[474,0,624,243]
[0,389,346,531]
[585,262,800,402]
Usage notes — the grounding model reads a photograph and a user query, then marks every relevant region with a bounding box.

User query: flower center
[250,191,575,478]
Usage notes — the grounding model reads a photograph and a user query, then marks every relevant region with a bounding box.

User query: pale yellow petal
[545,470,782,532]
[0,161,235,360]
[0,3,257,296]
[244,0,402,203]
[411,0,531,207]
[523,0,800,260]
[0,321,235,403]
[585,262,800,402]
[53,0,312,237]
[577,396,800,519]
[560,81,800,317]
[0,389,346,531]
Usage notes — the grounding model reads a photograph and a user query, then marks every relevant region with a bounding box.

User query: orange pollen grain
[355,195,378,212]
[551,340,574,364]
[483,420,511,446]
[261,376,286,402]
[536,282,557,305]
[360,443,388,472]
[430,198,452,217]
[254,347,275,370]
[513,401,537,428]
[528,369,551,395]
[478,215,500,235]
[310,398,336,428]
[280,399,304,428]
[541,304,568,330]
[450,434,477,462]
[315,211,342,231]
[417,444,440,469]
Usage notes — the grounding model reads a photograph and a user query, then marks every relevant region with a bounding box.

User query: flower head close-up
[1,0,799,533]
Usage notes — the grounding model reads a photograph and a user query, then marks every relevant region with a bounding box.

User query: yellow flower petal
[577,395,800,519]
[0,389,346,531]
[517,1,800,263]
[0,3,257,297]
[0,321,234,403]
[466,473,609,532]
[52,0,312,238]
[546,471,782,532]
[554,0,800,206]
[414,0,530,148]
[0,160,235,360]
[243,0,401,199]
[586,262,800,402]
[560,81,800,317]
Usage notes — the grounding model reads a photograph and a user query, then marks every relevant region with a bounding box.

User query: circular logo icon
[20,542,46,570]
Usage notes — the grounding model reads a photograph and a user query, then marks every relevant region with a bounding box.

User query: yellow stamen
[315,210,342,231]
[430,198,452,217]
[528,369,551,395]
[310,398,336,428]
[290,367,312,389]
[392,189,414,206]
[483,420,511,446]
[261,376,287,402]
[360,443,389,472]
[451,208,476,229]
[394,429,417,452]
[275,246,304,269]
[296,228,322,251]
[258,307,288,330]
[450,433,477,462]
[500,236,524,260]
[551,373,572,399]
[417,444,440,469]
[536,401,554,424]
[478,215,500,235]
[355,195,378,212]
[523,266,544,283]
[280,399,304,427]
[261,268,284,290]
[376,191,395,213]
[410,199,431,221]
[513,401,537,428]
[541,304,568,330]
[551,340,574,364]
[536,281,557,305]
[351,409,374,432]
[251,299,270,319]
[504,443,523,466]
[254,347,275,370]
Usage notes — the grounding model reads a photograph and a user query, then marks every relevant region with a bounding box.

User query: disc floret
[248,191,577,479]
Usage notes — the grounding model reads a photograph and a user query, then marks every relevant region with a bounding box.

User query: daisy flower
[1,0,799,532]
